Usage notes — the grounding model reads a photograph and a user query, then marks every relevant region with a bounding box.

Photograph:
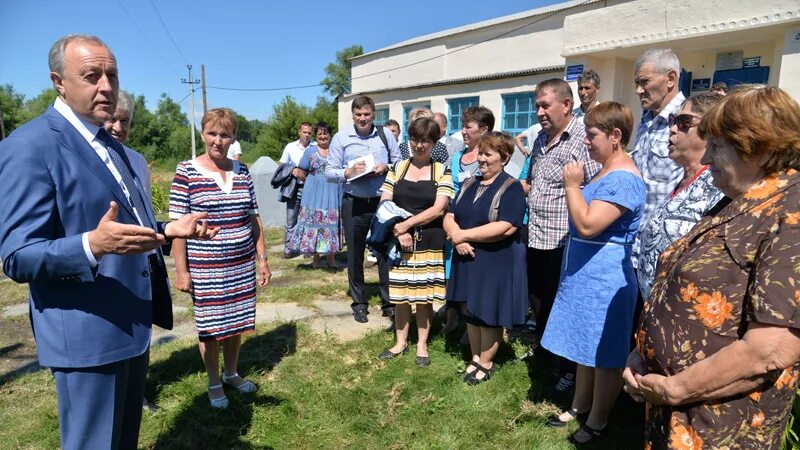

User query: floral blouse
[638,169,800,449]
[637,167,724,300]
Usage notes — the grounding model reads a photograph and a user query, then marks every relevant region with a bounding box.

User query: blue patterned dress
[169,160,258,341]
[287,146,343,255]
[541,170,646,368]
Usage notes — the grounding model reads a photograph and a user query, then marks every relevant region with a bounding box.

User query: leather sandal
[222,373,258,393]
[208,384,229,409]
[465,362,496,386]
[568,423,607,445]
[463,361,480,381]
[546,408,589,428]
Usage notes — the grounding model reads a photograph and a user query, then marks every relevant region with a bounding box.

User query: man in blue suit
[0,35,218,449]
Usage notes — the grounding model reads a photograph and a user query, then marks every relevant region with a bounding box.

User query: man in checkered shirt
[631,48,686,266]
[526,79,600,396]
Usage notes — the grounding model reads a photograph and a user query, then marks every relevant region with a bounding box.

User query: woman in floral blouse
[636,93,724,300]
[623,85,800,449]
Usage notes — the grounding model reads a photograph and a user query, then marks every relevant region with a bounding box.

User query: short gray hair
[116,90,135,121]
[408,107,434,122]
[578,69,601,88]
[634,48,680,76]
[49,34,113,76]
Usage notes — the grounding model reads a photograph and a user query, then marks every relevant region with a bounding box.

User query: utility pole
[181,65,200,159]
[201,64,208,115]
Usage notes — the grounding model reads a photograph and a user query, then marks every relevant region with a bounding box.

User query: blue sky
[1,0,560,121]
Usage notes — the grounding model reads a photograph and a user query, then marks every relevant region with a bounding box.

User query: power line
[203,0,596,93]
[114,0,181,76]
[146,0,189,63]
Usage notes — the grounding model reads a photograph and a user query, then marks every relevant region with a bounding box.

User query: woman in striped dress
[377,117,454,367]
[170,108,271,409]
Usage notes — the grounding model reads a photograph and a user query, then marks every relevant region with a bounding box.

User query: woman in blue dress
[541,102,645,445]
[440,107,492,337]
[444,132,528,385]
[286,122,343,268]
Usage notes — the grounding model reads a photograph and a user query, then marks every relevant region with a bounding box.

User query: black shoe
[353,310,368,323]
[385,322,395,333]
[568,423,607,445]
[381,309,395,319]
[415,356,431,367]
[377,346,408,361]
[465,363,496,386]
[546,408,589,428]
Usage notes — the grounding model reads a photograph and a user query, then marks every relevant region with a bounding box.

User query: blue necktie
[96,128,153,229]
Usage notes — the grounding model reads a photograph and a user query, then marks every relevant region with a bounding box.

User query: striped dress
[381,159,454,304]
[169,160,258,341]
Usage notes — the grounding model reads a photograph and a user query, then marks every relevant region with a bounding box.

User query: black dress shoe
[415,356,430,367]
[546,408,589,428]
[353,310,368,323]
[377,346,407,361]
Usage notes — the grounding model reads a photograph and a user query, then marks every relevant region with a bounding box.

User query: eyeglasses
[668,113,701,133]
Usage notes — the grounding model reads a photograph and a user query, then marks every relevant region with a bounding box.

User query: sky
[1,0,562,122]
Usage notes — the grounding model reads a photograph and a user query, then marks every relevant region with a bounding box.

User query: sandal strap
[208,383,223,390]
[581,423,607,437]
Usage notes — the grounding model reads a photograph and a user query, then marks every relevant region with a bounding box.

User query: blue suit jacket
[0,106,170,368]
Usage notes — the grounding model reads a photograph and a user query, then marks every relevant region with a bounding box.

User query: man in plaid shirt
[630,48,685,266]
[526,79,600,396]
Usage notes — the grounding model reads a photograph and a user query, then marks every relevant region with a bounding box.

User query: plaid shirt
[631,92,685,262]
[526,116,601,250]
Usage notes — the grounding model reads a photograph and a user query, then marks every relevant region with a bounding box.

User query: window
[374,107,390,127]
[401,102,431,142]
[501,93,537,135]
[447,97,479,134]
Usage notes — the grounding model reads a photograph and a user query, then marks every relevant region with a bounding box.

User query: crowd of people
[1,33,800,449]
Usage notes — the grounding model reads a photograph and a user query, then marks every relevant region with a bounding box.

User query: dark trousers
[52,350,149,450]
[341,194,392,315]
[527,246,576,374]
[284,194,301,253]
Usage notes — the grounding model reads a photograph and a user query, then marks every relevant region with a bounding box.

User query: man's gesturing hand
[164,212,220,240]
[88,202,165,258]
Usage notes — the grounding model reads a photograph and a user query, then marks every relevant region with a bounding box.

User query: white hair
[116,90,135,121]
[635,48,680,76]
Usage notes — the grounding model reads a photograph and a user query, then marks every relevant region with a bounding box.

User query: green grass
[0,322,644,449]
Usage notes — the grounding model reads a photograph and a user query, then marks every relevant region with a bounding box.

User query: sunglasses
[668,113,701,132]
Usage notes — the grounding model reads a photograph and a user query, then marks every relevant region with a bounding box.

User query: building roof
[349,65,564,96]
[353,0,602,60]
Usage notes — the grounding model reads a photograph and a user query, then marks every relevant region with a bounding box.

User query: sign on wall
[691,78,711,92]
[743,56,761,68]
[716,51,743,71]
[565,64,584,82]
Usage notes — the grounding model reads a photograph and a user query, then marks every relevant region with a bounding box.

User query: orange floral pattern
[669,422,704,450]
[693,291,734,329]
[639,170,800,449]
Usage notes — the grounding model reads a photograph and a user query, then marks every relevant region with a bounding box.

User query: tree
[0,84,26,137]
[254,96,311,160]
[22,88,59,123]
[310,96,338,134]
[320,44,363,99]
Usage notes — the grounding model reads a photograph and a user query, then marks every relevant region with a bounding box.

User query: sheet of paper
[346,153,376,182]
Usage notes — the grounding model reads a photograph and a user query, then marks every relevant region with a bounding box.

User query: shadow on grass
[146,323,298,449]
[522,350,646,449]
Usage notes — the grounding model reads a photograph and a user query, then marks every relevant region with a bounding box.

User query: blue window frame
[401,103,431,142]
[447,97,479,134]
[501,93,537,135]
[374,107,390,127]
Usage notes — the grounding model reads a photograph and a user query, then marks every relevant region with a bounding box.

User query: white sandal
[207,384,229,409]
[222,372,258,393]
